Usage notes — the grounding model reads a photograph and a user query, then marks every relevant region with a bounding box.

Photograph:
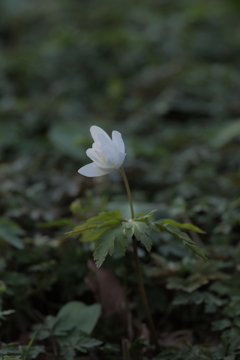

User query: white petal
[78,163,111,177]
[116,152,126,167]
[92,142,102,150]
[102,146,119,167]
[98,133,115,151]
[86,148,107,168]
[90,126,111,143]
[86,149,109,171]
[112,131,125,153]
[105,155,118,168]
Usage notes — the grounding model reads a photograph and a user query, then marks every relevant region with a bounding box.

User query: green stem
[119,167,159,349]
[119,167,134,219]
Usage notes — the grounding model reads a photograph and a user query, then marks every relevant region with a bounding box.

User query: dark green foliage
[1,0,240,358]
[0,218,25,249]
[34,301,102,360]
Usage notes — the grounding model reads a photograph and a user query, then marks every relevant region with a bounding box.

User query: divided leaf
[123,220,152,252]
[36,301,102,360]
[157,223,195,244]
[173,291,227,314]
[184,243,207,260]
[93,226,128,267]
[157,219,205,233]
[66,209,122,241]
[92,214,154,267]
[68,209,206,267]
[134,210,157,221]
[156,222,207,260]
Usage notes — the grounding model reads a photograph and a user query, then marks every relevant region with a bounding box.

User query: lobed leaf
[134,210,157,221]
[157,219,205,233]
[156,223,195,244]
[93,225,128,267]
[66,210,122,241]
[184,243,207,260]
[123,220,152,252]
[156,223,207,260]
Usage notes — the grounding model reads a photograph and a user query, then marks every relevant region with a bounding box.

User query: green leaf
[156,223,195,244]
[212,119,240,148]
[59,334,102,360]
[167,274,209,293]
[173,291,207,305]
[128,220,152,252]
[95,209,123,221]
[80,227,110,242]
[0,218,25,249]
[0,309,15,320]
[184,243,207,260]
[25,346,44,359]
[157,219,205,233]
[74,335,102,351]
[134,210,157,221]
[35,316,56,340]
[212,318,232,331]
[67,209,122,241]
[93,225,128,267]
[156,223,207,260]
[39,218,75,228]
[54,301,101,335]
[60,345,75,360]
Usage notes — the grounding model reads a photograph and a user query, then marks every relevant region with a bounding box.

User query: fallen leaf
[85,260,127,319]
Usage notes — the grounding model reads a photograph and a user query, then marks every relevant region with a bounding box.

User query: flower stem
[119,167,134,219]
[119,167,159,349]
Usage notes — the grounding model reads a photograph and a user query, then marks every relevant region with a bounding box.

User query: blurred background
[1,0,240,354]
[1,0,240,215]
[1,0,240,219]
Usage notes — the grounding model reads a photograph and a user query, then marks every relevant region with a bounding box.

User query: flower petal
[102,146,119,167]
[78,126,126,178]
[116,152,126,167]
[98,133,115,151]
[86,148,108,168]
[78,163,111,177]
[90,126,111,143]
[92,142,102,150]
[112,131,125,153]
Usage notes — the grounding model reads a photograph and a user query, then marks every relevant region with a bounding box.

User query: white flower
[78,125,126,177]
